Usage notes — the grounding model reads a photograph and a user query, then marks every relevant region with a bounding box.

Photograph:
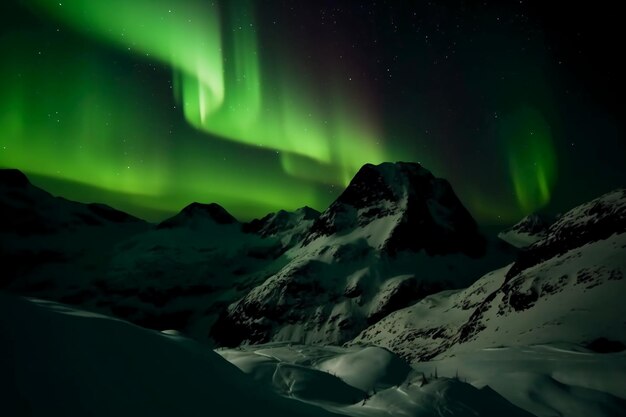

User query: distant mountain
[0,169,284,341]
[0,169,149,288]
[497,213,555,249]
[350,188,626,362]
[243,206,320,248]
[211,162,514,347]
[0,169,145,235]
[157,202,238,229]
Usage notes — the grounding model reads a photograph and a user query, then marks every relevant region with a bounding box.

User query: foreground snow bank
[412,345,626,417]
[0,295,339,417]
[217,343,534,417]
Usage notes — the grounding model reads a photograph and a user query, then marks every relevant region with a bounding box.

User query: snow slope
[350,189,626,362]
[349,265,510,361]
[0,294,342,417]
[412,345,626,417]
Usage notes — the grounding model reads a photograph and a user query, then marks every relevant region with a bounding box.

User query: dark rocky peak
[333,162,433,209]
[303,162,485,257]
[0,169,31,188]
[157,202,238,229]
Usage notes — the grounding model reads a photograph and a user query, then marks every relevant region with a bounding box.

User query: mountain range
[1,163,624,417]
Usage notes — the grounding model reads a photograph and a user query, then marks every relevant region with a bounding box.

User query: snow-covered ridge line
[506,188,626,279]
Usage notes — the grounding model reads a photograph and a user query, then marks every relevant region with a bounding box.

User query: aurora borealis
[0,0,624,223]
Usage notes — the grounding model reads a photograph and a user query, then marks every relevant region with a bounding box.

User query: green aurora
[0,0,579,223]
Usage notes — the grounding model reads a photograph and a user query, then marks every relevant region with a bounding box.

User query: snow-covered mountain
[211,162,515,347]
[498,213,555,249]
[2,163,514,346]
[350,188,626,364]
[0,169,146,235]
[301,162,486,256]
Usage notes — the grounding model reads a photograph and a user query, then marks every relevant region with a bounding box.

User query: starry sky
[0,0,624,224]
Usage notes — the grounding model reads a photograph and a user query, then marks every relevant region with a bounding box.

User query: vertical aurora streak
[500,107,557,213]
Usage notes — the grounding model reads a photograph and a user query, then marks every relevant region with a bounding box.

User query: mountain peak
[294,206,321,220]
[157,202,237,229]
[0,169,31,188]
[335,162,433,209]
[303,161,485,257]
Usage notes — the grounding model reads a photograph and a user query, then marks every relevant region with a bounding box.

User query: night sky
[0,0,624,224]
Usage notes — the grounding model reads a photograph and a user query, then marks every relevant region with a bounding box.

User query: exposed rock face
[303,162,486,257]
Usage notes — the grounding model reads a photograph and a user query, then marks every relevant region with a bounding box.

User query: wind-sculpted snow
[217,343,535,417]
[410,345,626,417]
